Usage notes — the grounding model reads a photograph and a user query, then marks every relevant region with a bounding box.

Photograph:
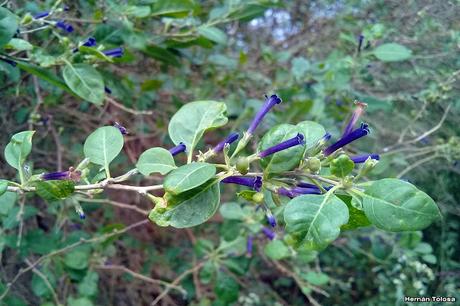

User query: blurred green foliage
[1,0,459,305]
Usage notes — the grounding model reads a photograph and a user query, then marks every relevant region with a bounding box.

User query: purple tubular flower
[322,132,332,142]
[357,34,364,53]
[113,122,128,135]
[169,142,186,156]
[82,37,97,47]
[266,213,277,227]
[351,154,380,163]
[55,20,74,33]
[104,86,112,94]
[324,123,370,156]
[221,176,262,192]
[103,47,124,58]
[213,132,239,153]
[246,235,253,256]
[258,133,305,158]
[33,11,50,19]
[247,94,282,134]
[41,171,70,180]
[0,58,17,67]
[342,101,367,138]
[297,182,318,189]
[277,186,321,198]
[79,212,86,220]
[262,227,275,240]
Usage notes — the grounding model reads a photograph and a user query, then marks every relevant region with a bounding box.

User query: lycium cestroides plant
[1,96,441,252]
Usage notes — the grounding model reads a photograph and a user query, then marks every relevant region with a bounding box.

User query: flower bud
[236,157,249,175]
[252,192,264,203]
[305,157,321,173]
[21,13,33,25]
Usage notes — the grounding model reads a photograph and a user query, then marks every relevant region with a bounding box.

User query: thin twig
[16,196,25,248]
[77,198,149,215]
[106,96,154,116]
[405,103,452,145]
[24,259,61,306]
[0,219,149,301]
[95,265,186,295]
[150,262,205,305]
[396,154,440,178]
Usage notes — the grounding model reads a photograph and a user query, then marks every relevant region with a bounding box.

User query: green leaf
[83,126,124,172]
[4,38,33,51]
[0,7,18,47]
[284,194,349,250]
[197,26,227,45]
[64,250,89,270]
[31,269,56,298]
[228,4,268,21]
[78,46,112,61]
[330,154,354,178]
[124,5,151,18]
[304,272,329,286]
[62,63,105,105]
[136,147,176,176]
[0,180,7,196]
[291,57,310,80]
[362,179,440,231]
[422,254,436,264]
[168,101,228,161]
[4,131,35,170]
[163,162,216,195]
[35,181,75,202]
[151,0,195,17]
[67,297,94,306]
[78,271,99,297]
[264,240,290,260]
[17,62,74,94]
[149,179,220,228]
[214,271,239,303]
[142,45,181,67]
[373,43,412,62]
[258,124,304,174]
[339,195,371,230]
[219,202,245,220]
[0,191,17,215]
[296,121,326,154]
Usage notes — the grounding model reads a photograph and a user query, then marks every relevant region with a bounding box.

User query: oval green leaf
[330,154,354,178]
[197,26,227,45]
[149,179,220,228]
[0,180,7,196]
[373,43,412,62]
[296,120,326,155]
[83,126,124,170]
[4,131,35,170]
[0,7,18,47]
[136,147,176,176]
[362,178,440,231]
[264,240,290,260]
[63,63,105,105]
[36,181,75,202]
[258,124,304,174]
[284,194,349,250]
[164,162,216,195]
[168,101,228,161]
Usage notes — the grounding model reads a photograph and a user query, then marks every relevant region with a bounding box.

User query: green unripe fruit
[236,157,249,175]
[252,192,264,203]
[306,157,321,172]
[21,14,33,25]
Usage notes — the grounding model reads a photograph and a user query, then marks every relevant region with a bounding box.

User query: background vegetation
[1,0,459,305]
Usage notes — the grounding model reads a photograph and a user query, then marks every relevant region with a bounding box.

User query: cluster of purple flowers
[322,101,379,162]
